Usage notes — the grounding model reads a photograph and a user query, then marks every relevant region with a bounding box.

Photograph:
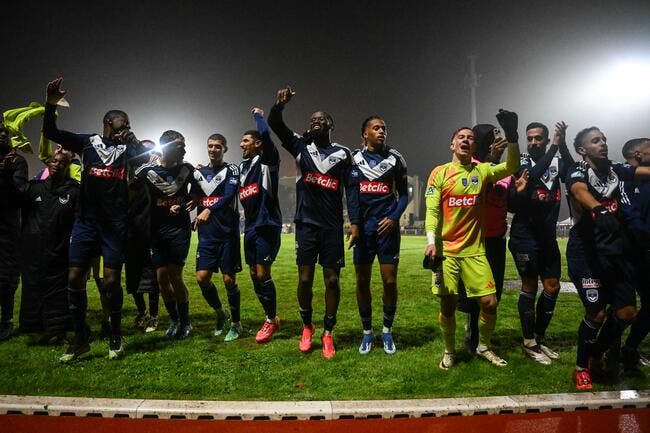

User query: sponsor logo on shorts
[88,165,125,180]
[532,188,561,202]
[359,181,390,194]
[200,196,222,208]
[515,253,530,262]
[598,199,618,214]
[304,171,338,191]
[156,196,183,207]
[582,278,600,289]
[447,194,478,207]
[239,183,259,200]
[586,288,599,303]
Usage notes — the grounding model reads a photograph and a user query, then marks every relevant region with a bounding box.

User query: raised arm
[267,86,302,157]
[43,78,87,154]
[424,169,443,258]
[252,107,279,165]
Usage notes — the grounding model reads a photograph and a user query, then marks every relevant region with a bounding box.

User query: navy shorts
[244,226,281,266]
[295,222,344,268]
[196,234,242,275]
[69,217,127,269]
[353,228,400,265]
[567,241,636,314]
[151,226,191,269]
[509,234,561,280]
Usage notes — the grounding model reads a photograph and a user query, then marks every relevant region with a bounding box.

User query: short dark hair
[360,115,383,136]
[208,133,227,145]
[573,126,600,152]
[103,110,128,125]
[526,122,549,138]
[160,130,185,146]
[451,126,473,141]
[243,130,262,141]
[622,138,650,160]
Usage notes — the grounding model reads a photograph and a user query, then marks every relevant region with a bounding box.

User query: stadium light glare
[584,59,650,109]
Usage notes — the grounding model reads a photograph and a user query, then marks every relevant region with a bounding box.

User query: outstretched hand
[46,78,67,105]
[251,107,264,116]
[552,121,568,147]
[496,108,519,143]
[276,86,295,106]
[347,224,359,249]
[514,169,529,193]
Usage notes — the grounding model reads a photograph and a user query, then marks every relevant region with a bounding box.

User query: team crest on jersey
[58,194,70,205]
[471,176,479,185]
[425,186,435,196]
[166,176,174,183]
[379,162,388,171]
[329,156,337,164]
[462,178,468,186]
[213,175,222,184]
[571,171,584,179]
[206,174,213,181]
[549,166,558,176]
[585,289,599,303]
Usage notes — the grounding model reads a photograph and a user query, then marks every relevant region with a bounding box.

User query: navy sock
[227,284,241,323]
[625,307,649,350]
[164,300,179,321]
[518,291,536,340]
[259,279,277,319]
[149,291,159,317]
[577,317,601,369]
[383,303,397,330]
[535,291,558,339]
[358,304,372,331]
[67,286,88,336]
[299,308,313,327]
[324,314,337,332]
[133,292,146,315]
[107,287,123,338]
[199,283,222,311]
[177,301,190,326]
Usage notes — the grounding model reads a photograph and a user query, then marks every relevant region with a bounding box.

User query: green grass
[0,235,647,401]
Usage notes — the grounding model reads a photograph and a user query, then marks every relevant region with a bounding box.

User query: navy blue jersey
[239,112,282,230]
[268,105,351,228]
[620,179,650,248]
[566,160,636,255]
[43,104,142,220]
[135,161,198,231]
[193,163,240,241]
[510,149,566,239]
[347,146,408,231]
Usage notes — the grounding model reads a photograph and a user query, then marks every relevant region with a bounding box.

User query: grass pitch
[0,235,647,401]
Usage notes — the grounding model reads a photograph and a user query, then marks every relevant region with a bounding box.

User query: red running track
[1,408,648,433]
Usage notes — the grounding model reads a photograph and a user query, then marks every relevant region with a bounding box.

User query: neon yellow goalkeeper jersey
[425,160,513,257]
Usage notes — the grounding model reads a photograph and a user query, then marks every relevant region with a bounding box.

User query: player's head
[207,133,227,164]
[308,111,334,138]
[140,139,160,161]
[361,116,387,148]
[622,137,650,167]
[103,110,130,137]
[472,124,497,163]
[47,151,72,180]
[526,122,550,160]
[573,127,607,161]
[450,127,475,163]
[0,123,11,153]
[159,130,186,163]
[240,130,262,159]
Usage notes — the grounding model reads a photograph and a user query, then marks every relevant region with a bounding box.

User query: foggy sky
[3,0,650,186]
